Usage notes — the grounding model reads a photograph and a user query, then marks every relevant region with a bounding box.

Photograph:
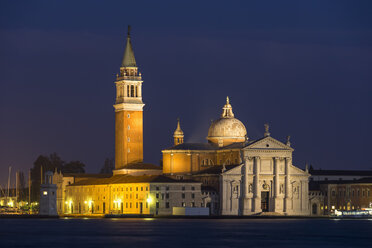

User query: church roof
[310,177,372,188]
[62,173,112,178]
[309,169,372,176]
[193,164,240,175]
[119,163,162,170]
[69,174,197,186]
[121,26,137,67]
[163,142,245,151]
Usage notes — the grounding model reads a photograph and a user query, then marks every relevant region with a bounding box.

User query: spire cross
[127,25,131,37]
[226,96,230,105]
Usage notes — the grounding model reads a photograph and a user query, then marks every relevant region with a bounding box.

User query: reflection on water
[0,218,371,248]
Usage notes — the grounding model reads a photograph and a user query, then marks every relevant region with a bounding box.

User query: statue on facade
[264,123,270,137]
[286,135,291,146]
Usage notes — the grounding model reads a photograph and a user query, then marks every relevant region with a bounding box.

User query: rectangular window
[166,202,170,208]
[136,202,138,208]
[156,202,159,209]
[156,186,160,191]
[161,194,164,200]
[166,186,169,191]
[130,203,132,208]
[166,193,169,199]
[182,186,185,191]
[191,187,195,191]
[141,187,143,191]
[126,203,128,208]
[136,194,138,199]
[136,187,138,191]
[182,193,185,199]
[192,193,195,199]
[156,193,159,199]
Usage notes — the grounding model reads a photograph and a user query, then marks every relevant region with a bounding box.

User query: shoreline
[0,214,368,220]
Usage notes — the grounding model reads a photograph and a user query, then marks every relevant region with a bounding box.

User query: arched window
[130,85,134,97]
[135,86,138,97]
[127,85,130,97]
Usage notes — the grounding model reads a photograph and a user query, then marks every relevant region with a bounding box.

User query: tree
[62,161,85,174]
[49,152,65,171]
[99,158,114,174]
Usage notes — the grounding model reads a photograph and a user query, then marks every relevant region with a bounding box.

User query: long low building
[64,174,204,216]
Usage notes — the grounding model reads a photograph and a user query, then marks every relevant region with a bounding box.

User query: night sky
[1,0,372,186]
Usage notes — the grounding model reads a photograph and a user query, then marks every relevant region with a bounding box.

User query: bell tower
[114,26,145,169]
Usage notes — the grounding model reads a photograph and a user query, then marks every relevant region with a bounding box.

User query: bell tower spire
[114,26,145,171]
[173,118,184,146]
[121,25,137,67]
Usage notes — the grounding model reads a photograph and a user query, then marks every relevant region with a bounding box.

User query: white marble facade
[220,135,309,216]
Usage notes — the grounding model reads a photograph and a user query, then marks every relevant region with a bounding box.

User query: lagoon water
[1,218,371,248]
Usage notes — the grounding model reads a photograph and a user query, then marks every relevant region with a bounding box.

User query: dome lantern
[207,97,247,147]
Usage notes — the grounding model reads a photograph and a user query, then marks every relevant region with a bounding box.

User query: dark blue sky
[1,0,372,186]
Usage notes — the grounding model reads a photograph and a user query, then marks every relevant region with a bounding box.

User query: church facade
[221,135,309,215]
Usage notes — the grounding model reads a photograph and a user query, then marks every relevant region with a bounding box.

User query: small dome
[207,97,247,146]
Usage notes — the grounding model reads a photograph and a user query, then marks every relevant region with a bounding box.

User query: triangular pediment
[244,136,294,151]
[222,164,243,175]
[290,165,309,176]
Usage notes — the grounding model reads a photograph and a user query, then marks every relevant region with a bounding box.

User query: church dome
[207,97,247,147]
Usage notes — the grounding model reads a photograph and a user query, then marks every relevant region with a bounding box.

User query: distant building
[309,177,372,215]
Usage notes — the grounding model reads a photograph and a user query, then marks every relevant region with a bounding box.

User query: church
[55,27,310,216]
[162,96,310,215]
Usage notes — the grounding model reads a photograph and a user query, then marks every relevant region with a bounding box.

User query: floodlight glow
[146,196,153,204]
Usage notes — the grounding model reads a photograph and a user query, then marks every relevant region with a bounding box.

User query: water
[1,218,372,248]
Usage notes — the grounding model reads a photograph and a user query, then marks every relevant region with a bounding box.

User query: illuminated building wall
[64,176,204,216]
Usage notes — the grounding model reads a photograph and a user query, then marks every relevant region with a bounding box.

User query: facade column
[273,157,283,212]
[243,157,252,215]
[253,156,261,213]
[221,179,230,215]
[284,157,291,213]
